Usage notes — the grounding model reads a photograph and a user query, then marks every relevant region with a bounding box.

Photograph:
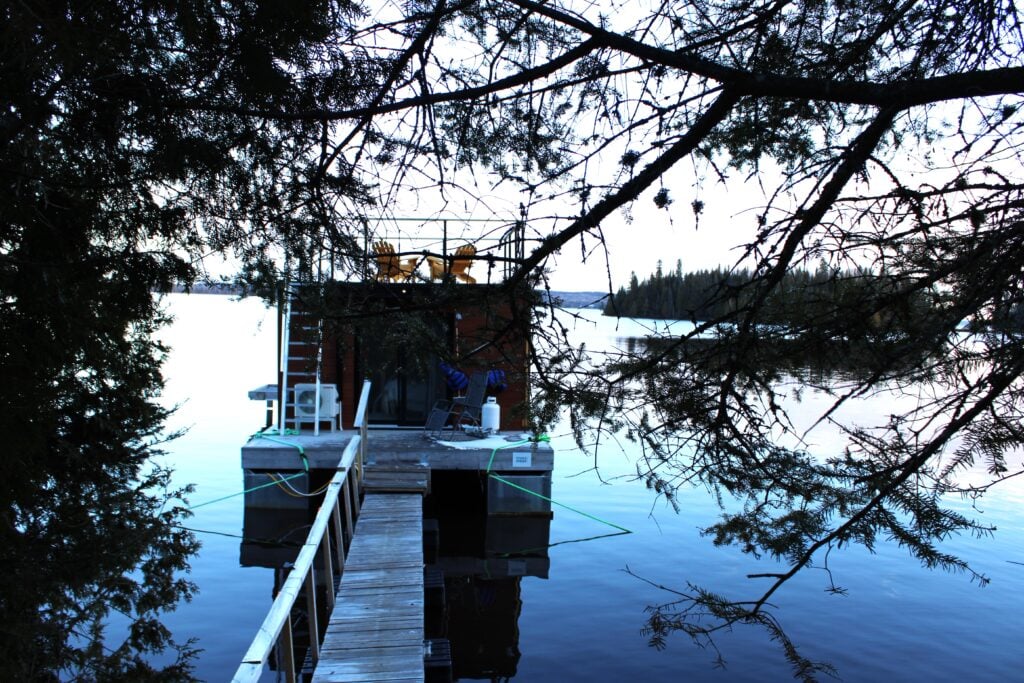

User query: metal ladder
[278,281,330,435]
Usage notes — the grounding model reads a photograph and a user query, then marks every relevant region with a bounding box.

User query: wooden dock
[236,412,555,681]
[312,493,425,682]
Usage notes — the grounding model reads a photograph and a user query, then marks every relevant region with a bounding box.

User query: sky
[367,160,777,294]
[542,173,770,292]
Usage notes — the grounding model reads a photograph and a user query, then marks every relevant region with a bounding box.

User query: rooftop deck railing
[360,217,535,284]
[232,379,371,683]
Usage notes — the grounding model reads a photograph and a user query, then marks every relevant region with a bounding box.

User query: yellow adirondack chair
[450,244,476,284]
[373,241,418,281]
[427,244,476,284]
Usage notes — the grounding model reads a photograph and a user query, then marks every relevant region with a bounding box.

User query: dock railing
[233,379,372,683]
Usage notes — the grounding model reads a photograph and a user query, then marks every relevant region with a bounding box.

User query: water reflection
[619,331,935,385]
[145,299,1024,680]
[239,469,553,680]
[427,471,551,681]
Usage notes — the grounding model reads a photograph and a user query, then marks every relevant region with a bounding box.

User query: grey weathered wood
[362,464,430,493]
[233,385,373,683]
[280,617,296,683]
[242,428,554,473]
[321,527,335,611]
[312,493,424,683]
[321,627,422,651]
[331,501,346,568]
[341,478,354,541]
[355,380,369,489]
[305,568,320,665]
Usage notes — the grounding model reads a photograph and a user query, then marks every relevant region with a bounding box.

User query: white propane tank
[481,396,500,434]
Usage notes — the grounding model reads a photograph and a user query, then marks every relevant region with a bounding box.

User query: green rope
[490,473,632,533]
[491,529,633,557]
[187,471,306,510]
[186,427,312,510]
[249,427,309,471]
[176,525,305,546]
[485,433,631,535]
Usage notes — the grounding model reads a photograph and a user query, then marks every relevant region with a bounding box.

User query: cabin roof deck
[241,428,553,472]
[355,216,529,286]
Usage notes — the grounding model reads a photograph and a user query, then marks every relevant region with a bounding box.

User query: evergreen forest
[604,260,939,331]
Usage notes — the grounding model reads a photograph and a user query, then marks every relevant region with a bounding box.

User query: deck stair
[363,463,430,493]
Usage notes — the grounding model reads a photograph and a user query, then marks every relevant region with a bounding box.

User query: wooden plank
[335,573,419,589]
[316,656,424,674]
[363,465,430,493]
[316,670,424,682]
[329,591,422,606]
[312,493,424,683]
[335,571,420,584]
[343,556,421,568]
[315,673,422,683]
[322,628,422,651]
[326,618,422,633]
[327,605,421,621]
[346,520,422,534]
[315,649,424,673]
[349,519,421,532]
[320,641,423,658]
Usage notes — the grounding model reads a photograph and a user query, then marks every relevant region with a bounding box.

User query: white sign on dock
[512,451,532,468]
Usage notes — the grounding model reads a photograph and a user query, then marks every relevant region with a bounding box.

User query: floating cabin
[291,277,532,434]
[237,224,554,682]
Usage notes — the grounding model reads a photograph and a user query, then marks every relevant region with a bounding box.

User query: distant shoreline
[167,283,245,296]
[167,284,608,308]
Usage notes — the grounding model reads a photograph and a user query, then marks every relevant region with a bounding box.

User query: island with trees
[605,259,934,326]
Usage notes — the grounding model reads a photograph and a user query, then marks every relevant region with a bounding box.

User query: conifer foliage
[4,0,1024,679]
[0,1,376,677]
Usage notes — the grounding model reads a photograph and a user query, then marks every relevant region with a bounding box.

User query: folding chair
[423,371,488,436]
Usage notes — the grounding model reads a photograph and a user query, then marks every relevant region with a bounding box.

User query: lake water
[154,293,1024,681]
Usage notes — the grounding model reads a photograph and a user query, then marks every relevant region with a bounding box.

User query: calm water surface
[155,294,1024,681]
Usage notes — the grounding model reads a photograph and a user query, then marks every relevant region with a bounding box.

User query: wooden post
[320,527,335,611]
[331,497,346,564]
[305,568,320,665]
[357,423,366,485]
[279,617,296,683]
[341,478,354,542]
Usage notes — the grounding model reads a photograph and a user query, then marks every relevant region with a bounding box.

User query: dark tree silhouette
[0,1,375,677]
[5,1,1024,679]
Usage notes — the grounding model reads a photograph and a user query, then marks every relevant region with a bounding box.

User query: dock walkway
[312,493,425,682]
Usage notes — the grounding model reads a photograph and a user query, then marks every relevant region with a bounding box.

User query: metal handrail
[354,379,370,483]
[233,380,372,682]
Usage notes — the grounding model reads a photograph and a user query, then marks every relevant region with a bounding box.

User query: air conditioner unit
[293,383,340,429]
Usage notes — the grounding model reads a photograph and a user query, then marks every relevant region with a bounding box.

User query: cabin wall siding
[290,283,532,431]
